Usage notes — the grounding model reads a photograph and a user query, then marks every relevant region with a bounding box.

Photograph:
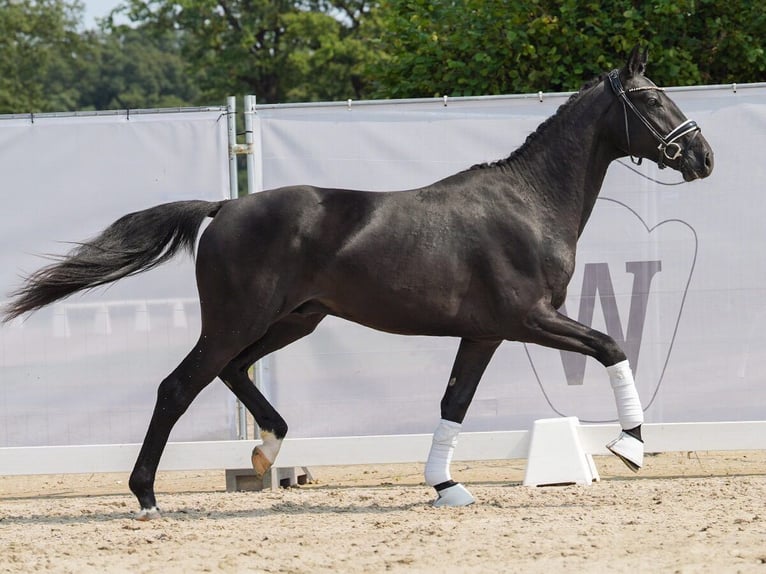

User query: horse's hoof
[432,483,475,507]
[606,431,643,472]
[251,446,273,479]
[135,506,161,521]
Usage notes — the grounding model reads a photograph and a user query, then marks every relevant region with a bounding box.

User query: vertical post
[226,96,238,199]
[243,95,257,195]
[243,95,267,420]
[242,94,265,441]
[227,96,247,439]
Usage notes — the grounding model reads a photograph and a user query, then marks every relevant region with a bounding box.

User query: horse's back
[194,185,383,308]
[202,185,382,258]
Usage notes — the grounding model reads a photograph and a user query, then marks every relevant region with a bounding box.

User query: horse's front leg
[524,303,645,471]
[603,360,644,470]
[426,338,501,507]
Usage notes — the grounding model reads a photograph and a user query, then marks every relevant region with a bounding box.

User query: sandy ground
[1,451,765,573]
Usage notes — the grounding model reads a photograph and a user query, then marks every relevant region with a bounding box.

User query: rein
[607,69,700,169]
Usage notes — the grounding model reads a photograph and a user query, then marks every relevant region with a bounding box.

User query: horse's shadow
[0,499,429,526]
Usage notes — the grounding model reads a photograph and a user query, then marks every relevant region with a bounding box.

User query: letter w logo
[559,261,662,385]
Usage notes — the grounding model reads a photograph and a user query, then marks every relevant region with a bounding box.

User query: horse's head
[608,46,714,181]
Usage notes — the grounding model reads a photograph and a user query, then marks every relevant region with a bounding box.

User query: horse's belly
[317,283,501,339]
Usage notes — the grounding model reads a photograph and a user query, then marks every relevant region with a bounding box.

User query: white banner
[253,85,766,437]
[0,110,235,448]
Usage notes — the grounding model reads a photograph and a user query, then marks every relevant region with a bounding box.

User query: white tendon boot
[425,419,475,507]
[605,360,645,472]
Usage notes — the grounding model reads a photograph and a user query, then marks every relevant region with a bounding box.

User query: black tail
[3,199,226,322]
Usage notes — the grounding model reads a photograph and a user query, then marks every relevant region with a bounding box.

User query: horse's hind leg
[219,313,326,478]
[129,336,241,520]
[427,338,501,507]
[522,302,644,471]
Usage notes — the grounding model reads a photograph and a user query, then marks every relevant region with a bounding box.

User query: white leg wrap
[606,360,645,471]
[606,360,644,429]
[424,419,461,487]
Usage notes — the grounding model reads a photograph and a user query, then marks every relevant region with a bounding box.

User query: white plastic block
[523,417,600,487]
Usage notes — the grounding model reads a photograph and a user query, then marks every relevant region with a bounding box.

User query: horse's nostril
[704,151,713,170]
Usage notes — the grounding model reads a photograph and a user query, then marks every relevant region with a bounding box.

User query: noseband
[607,69,700,169]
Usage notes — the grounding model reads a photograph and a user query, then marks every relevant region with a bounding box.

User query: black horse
[3,47,713,517]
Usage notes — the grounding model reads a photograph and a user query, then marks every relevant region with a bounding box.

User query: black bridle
[607,69,701,169]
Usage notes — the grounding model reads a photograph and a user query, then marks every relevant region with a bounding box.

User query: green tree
[0,0,85,113]
[3,0,763,114]
[76,27,201,110]
[679,0,766,85]
[113,0,382,103]
[372,0,766,99]
[0,0,199,113]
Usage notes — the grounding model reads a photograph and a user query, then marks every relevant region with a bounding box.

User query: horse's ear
[626,45,649,77]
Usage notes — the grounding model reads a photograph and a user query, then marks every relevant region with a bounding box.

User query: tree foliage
[0,0,85,112]
[1,0,765,113]
[113,0,382,103]
[77,27,200,110]
[0,0,199,113]
[372,0,766,98]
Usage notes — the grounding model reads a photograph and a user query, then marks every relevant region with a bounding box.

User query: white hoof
[135,506,161,521]
[606,431,644,472]
[432,483,475,507]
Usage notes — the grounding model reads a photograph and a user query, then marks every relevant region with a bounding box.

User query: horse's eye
[647,96,660,107]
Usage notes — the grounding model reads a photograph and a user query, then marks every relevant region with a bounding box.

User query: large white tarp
[0,110,235,447]
[253,84,766,438]
[3,86,763,450]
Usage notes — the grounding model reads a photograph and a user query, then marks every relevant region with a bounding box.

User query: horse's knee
[440,383,471,422]
[592,332,627,367]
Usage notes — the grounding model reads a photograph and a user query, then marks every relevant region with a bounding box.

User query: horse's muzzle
[681,135,714,181]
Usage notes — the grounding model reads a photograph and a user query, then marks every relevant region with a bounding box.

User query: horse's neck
[510,86,617,236]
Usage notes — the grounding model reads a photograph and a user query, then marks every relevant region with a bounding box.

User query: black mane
[469,73,608,171]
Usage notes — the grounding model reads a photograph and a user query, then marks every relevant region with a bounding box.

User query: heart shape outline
[523,196,698,423]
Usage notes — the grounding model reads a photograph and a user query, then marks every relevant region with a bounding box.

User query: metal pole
[243,94,265,441]
[226,96,238,199]
[243,95,257,195]
[227,96,247,439]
